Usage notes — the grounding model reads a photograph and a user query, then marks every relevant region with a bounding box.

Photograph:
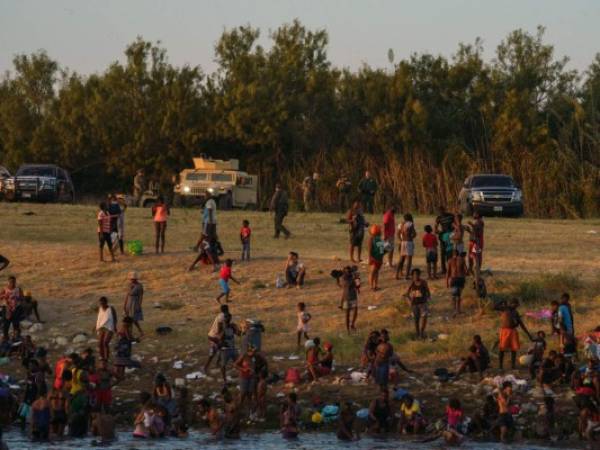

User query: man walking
[358,171,377,214]
[270,183,290,239]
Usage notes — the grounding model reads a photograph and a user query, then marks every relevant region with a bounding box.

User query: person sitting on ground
[319,342,334,376]
[21,290,43,323]
[368,389,392,434]
[285,252,306,289]
[455,335,490,380]
[398,394,425,434]
[443,398,465,445]
[306,337,322,383]
[337,401,358,441]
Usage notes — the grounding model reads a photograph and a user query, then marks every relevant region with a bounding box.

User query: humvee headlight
[183,186,191,193]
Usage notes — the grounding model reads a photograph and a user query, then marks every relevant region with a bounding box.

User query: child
[306,337,322,382]
[398,394,425,434]
[444,398,465,445]
[368,225,385,290]
[529,330,547,380]
[422,225,438,279]
[240,220,251,261]
[216,259,240,304]
[296,302,311,347]
[474,276,488,315]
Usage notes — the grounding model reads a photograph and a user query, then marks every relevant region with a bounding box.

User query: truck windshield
[211,173,233,182]
[186,173,207,181]
[17,166,56,177]
[471,176,514,188]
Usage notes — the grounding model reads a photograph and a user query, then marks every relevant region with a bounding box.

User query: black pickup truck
[458,174,524,217]
[3,164,75,203]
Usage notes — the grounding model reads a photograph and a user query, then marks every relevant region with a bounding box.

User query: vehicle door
[233,175,257,207]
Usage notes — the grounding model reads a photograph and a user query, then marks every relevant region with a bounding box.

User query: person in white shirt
[95,297,117,361]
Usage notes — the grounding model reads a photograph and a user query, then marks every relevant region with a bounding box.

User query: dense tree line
[0,22,599,217]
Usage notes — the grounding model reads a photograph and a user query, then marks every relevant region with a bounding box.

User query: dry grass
[1,202,599,422]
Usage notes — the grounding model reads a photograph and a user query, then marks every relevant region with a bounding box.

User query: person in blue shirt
[558,293,574,351]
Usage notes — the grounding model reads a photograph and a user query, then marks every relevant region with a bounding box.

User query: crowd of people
[0,179,599,448]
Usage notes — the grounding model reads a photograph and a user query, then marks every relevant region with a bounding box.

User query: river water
[4,431,563,450]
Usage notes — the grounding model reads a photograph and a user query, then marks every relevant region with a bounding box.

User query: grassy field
[1,202,599,426]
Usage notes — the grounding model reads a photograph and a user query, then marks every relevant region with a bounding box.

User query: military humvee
[174,157,258,209]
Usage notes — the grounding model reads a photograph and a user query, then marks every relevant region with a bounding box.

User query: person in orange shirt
[151,196,170,254]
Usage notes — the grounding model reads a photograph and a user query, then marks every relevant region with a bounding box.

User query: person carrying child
[296,302,311,347]
[455,335,490,380]
[240,220,252,261]
[422,225,438,279]
[216,259,240,304]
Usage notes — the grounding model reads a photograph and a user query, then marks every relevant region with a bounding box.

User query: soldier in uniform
[336,174,352,213]
[133,169,146,207]
[302,173,318,212]
[358,170,378,214]
[270,184,291,239]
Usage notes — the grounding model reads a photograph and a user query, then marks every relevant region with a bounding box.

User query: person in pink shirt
[216,259,240,304]
[151,196,170,254]
[382,207,396,267]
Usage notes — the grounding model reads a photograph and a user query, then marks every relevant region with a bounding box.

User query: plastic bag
[127,240,143,256]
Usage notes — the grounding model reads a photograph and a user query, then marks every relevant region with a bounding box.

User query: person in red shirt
[240,219,252,262]
[422,225,439,279]
[97,202,116,262]
[216,259,240,304]
[382,207,397,267]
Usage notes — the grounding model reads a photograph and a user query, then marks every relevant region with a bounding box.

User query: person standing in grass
[435,206,455,275]
[558,292,575,350]
[368,225,385,291]
[240,220,252,262]
[151,196,169,254]
[451,214,466,254]
[382,207,396,268]
[498,298,532,370]
[216,259,240,304]
[422,225,438,280]
[296,302,311,347]
[124,272,144,337]
[396,214,416,280]
[467,212,484,278]
[97,202,116,263]
[348,201,366,263]
[405,269,430,340]
[270,183,291,239]
[446,250,468,317]
[337,266,360,333]
[358,170,377,214]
